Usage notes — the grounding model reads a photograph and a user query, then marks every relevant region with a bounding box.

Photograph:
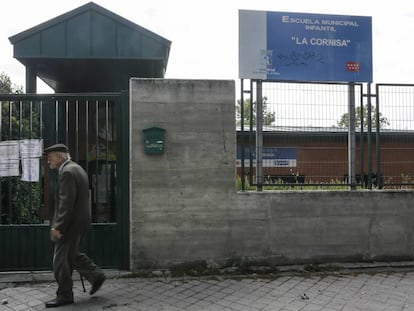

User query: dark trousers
[53,234,104,299]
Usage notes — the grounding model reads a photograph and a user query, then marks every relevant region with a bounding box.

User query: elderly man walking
[43,143,106,308]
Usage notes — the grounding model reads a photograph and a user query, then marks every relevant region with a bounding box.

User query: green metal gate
[0,92,129,271]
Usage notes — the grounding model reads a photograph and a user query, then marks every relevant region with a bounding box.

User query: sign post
[239,10,373,190]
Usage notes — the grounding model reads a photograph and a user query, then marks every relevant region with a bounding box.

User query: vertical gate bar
[240,79,245,191]
[8,101,13,224]
[29,99,33,131]
[85,100,91,222]
[348,83,356,190]
[39,100,43,138]
[29,100,33,136]
[95,100,99,222]
[48,98,59,225]
[375,84,381,188]
[105,100,109,217]
[18,100,23,224]
[359,85,364,187]
[19,100,23,138]
[256,80,263,191]
[55,99,59,144]
[367,83,373,189]
[39,100,44,220]
[29,100,33,223]
[85,100,89,173]
[95,100,99,159]
[65,100,69,145]
[249,80,254,186]
[75,100,79,162]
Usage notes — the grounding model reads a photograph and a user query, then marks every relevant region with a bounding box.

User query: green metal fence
[0,92,129,271]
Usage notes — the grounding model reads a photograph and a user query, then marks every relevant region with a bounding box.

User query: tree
[0,71,23,94]
[336,104,389,129]
[236,96,275,126]
[1,72,38,140]
[0,72,41,224]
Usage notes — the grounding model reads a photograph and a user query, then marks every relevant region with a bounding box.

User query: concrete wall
[235,191,414,264]
[130,78,414,271]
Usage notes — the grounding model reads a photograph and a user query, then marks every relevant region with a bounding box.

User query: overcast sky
[1,0,413,93]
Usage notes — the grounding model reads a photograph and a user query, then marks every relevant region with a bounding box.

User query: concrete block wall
[130,78,414,270]
[234,191,414,264]
[130,79,237,269]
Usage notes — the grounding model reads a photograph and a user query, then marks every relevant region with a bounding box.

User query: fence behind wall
[238,81,414,190]
[376,84,414,188]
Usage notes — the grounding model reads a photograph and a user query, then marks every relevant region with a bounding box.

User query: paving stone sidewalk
[2,270,414,310]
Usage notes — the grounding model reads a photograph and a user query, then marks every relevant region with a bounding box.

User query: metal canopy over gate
[8,2,171,93]
[0,92,129,271]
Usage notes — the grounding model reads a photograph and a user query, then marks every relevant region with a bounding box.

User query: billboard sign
[239,10,372,82]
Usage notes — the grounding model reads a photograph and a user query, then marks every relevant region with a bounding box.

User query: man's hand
[51,228,62,239]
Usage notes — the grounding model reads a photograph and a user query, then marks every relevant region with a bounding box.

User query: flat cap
[43,143,69,154]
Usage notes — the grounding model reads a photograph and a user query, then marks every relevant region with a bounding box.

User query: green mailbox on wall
[143,127,165,154]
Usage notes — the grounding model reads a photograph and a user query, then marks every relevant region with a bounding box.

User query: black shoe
[90,275,106,295]
[45,298,74,308]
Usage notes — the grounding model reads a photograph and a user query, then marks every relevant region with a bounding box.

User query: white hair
[56,151,71,161]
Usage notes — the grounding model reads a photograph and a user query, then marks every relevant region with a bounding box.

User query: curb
[2,262,414,287]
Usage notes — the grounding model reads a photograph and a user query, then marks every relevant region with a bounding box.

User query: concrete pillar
[25,66,37,93]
